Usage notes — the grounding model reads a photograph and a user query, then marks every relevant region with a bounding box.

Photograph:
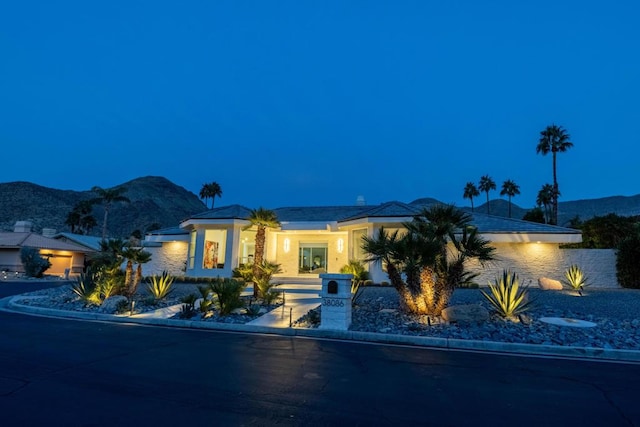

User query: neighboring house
[0,223,95,276]
[145,201,620,287]
[53,232,104,252]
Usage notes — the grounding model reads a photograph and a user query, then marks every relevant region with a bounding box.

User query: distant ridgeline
[0,176,206,238]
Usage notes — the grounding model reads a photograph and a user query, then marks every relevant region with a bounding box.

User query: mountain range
[1,176,638,237]
[0,176,206,237]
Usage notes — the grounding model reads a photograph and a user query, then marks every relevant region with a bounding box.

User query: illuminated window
[352,228,367,261]
[188,231,196,269]
[299,243,328,274]
[203,229,227,269]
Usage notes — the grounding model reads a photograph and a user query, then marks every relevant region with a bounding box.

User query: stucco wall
[141,242,188,277]
[274,232,349,276]
[467,244,619,289]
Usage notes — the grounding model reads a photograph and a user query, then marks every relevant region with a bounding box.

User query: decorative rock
[441,304,489,324]
[100,295,128,313]
[538,277,563,291]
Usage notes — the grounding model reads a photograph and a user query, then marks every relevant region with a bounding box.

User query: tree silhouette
[536,124,573,225]
[478,175,496,215]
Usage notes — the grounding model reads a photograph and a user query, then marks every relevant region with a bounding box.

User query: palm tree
[65,200,97,235]
[536,183,557,224]
[91,186,130,240]
[244,208,280,297]
[463,182,480,212]
[363,204,494,315]
[500,179,521,218]
[536,124,573,225]
[478,175,496,215]
[199,182,223,209]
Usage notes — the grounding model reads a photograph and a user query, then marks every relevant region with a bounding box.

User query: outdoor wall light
[284,238,290,253]
[337,238,344,253]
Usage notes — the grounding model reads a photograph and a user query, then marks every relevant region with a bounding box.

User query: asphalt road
[1,282,640,426]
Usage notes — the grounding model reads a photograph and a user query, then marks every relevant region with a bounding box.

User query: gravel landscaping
[9,281,640,351]
[296,287,640,351]
[13,282,280,324]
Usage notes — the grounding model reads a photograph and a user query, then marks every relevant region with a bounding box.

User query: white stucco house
[140,201,618,288]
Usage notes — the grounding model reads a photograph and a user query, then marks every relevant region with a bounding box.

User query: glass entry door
[299,243,328,274]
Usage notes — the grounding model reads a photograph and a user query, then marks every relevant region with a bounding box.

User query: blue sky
[1,1,639,210]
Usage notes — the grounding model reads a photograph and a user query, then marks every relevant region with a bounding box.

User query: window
[188,231,196,269]
[203,229,227,269]
[299,243,328,274]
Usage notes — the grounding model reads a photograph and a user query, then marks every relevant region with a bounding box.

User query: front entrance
[298,243,327,274]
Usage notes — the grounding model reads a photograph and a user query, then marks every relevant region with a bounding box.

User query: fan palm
[536,124,573,225]
[363,204,495,315]
[463,182,480,212]
[478,175,496,215]
[244,208,280,297]
[199,182,223,209]
[500,179,521,218]
[536,184,557,224]
[91,186,130,240]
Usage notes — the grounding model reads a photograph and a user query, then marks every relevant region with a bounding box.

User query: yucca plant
[147,271,175,301]
[563,264,589,296]
[71,270,102,306]
[481,270,533,319]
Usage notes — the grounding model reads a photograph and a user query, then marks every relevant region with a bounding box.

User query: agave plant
[481,270,533,319]
[71,270,102,306]
[147,271,175,301]
[563,264,589,296]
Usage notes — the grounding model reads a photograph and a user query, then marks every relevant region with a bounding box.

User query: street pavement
[1,281,640,425]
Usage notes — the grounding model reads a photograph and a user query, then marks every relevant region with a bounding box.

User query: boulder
[441,304,489,324]
[100,295,129,313]
[538,277,563,291]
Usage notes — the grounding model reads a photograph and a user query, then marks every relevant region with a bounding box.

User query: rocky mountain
[0,176,207,237]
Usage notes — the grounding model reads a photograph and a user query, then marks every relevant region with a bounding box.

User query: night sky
[2,1,639,209]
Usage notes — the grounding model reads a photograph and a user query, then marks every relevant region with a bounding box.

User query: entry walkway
[247,283,321,327]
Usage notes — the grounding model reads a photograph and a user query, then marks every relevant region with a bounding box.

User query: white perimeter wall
[467,243,618,288]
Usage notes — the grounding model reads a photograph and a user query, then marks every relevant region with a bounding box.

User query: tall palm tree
[91,186,130,240]
[244,208,280,297]
[463,182,480,212]
[478,175,496,215]
[536,183,557,224]
[500,179,521,218]
[536,124,573,225]
[199,182,223,209]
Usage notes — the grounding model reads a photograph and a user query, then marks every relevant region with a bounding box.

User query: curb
[3,296,640,363]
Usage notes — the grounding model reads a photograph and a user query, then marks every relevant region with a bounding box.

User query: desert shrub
[481,270,533,318]
[19,247,51,278]
[563,264,589,295]
[209,278,245,315]
[262,289,282,306]
[363,280,373,286]
[340,260,370,305]
[71,270,101,306]
[245,303,261,316]
[147,271,175,301]
[617,235,640,289]
[232,264,254,282]
[197,286,214,317]
[254,261,282,300]
[179,294,198,319]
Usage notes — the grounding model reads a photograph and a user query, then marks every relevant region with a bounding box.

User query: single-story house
[0,222,95,277]
[142,202,619,287]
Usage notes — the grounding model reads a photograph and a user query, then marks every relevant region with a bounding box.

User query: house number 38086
[323,298,344,307]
